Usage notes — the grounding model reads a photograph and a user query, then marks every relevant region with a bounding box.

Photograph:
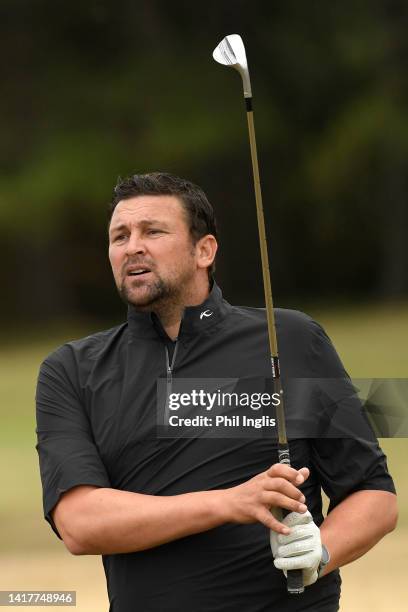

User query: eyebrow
[109,219,170,234]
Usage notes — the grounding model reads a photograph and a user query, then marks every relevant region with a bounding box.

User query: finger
[267,464,301,482]
[277,525,314,545]
[267,464,310,486]
[297,467,310,483]
[274,552,317,571]
[264,477,306,502]
[264,492,308,514]
[282,510,312,528]
[277,539,315,558]
[256,508,291,534]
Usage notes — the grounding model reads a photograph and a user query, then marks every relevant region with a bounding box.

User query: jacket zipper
[164,341,179,422]
[165,341,179,389]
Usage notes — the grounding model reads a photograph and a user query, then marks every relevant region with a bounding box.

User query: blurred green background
[0,1,406,610]
[2,0,408,320]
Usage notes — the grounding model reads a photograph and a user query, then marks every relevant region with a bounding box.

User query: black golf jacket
[36,282,395,612]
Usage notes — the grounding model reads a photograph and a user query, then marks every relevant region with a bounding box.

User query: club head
[213,34,252,98]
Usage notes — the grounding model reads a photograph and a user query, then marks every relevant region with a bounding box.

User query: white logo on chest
[200,309,213,320]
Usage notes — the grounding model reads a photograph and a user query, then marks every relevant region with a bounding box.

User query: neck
[156,279,211,340]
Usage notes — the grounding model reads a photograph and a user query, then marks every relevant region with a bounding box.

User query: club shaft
[245,102,288,447]
[212,33,304,595]
[246,99,305,596]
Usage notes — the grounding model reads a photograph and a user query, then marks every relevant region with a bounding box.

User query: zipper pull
[165,346,172,382]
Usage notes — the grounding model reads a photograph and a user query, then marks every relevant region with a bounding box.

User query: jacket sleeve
[35,345,111,539]
[307,319,396,511]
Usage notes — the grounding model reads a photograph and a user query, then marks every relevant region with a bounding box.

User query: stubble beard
[118,265,195,316]
[119,274,173,310]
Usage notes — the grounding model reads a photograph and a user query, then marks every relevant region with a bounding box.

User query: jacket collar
[127,281,232,341]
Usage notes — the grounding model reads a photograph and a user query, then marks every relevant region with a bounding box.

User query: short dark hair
[109,172,218,278]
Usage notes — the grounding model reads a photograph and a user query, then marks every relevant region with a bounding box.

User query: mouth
[125,266,152,279]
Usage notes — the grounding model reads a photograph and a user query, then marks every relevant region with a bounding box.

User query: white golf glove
[270,510,322,587]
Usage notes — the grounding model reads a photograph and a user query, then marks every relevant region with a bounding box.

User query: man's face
[108,195,200,309]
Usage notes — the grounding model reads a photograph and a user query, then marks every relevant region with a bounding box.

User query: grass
[308,301,408,376]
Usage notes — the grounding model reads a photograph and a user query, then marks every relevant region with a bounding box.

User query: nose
[125,231,146,256]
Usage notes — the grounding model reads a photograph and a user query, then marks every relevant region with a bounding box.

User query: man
[36,172,397,612]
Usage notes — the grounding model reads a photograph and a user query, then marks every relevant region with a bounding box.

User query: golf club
[212,34,305,596]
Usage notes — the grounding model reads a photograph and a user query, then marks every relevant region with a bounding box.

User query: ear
[196,235,218,271]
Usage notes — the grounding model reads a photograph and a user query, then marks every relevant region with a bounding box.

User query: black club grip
[278,446,305,594]
[287,569,304,595]
[281,475,305,595]
[282,506,305,594]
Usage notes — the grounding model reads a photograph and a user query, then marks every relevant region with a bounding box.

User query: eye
[113,234,127,243]
[147,229,162,235]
